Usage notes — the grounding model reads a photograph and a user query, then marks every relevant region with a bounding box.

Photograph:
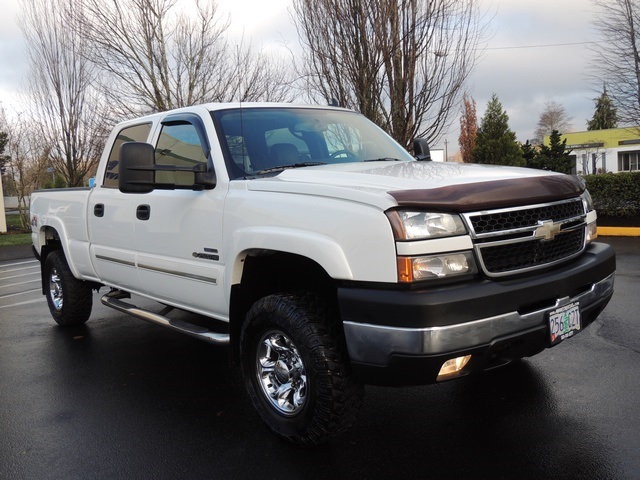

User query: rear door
[132,113,227,318]
[88,122,152,292]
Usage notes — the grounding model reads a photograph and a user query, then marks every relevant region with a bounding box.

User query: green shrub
[583,172,640,218]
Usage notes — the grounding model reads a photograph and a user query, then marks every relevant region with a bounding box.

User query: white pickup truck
[30,103,615,444]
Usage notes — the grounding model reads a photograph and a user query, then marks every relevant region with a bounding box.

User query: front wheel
[43,250,93,326]
[240,292,363,445]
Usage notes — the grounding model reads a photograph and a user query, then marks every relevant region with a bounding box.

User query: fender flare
[228,226,353,286]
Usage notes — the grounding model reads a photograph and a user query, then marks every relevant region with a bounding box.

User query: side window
[155,122,208,186]
[103,123,152,187]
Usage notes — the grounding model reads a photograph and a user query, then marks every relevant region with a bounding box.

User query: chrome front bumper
[343,273,614,367]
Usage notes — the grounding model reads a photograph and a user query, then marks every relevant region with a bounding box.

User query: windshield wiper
[362,157,403,162]
[255,162,327,175]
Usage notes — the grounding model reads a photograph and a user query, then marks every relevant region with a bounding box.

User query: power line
[487,41,596,50]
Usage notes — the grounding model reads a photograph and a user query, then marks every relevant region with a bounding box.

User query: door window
[103,123,152,187]
[155,122,208,186]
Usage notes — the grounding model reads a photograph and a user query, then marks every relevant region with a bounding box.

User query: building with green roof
[548,127,640,174]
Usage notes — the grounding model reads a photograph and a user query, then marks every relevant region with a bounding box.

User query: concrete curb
[598,227,640,237]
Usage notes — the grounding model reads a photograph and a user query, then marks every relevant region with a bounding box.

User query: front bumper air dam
[338,242,615,386]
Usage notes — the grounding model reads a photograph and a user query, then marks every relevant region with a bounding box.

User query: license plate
[548,302,581,346]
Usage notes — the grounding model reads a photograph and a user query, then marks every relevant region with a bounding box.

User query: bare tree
[590,0,640,125]
[72,0,294,116]
[2,113,50,228]
[533,101,573,143]
[19,0,108,187]
[292,0,487,149]
[458,93,477,163]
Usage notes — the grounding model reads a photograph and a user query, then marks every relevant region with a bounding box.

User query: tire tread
[240,292,363,445]
[44,250,92,326]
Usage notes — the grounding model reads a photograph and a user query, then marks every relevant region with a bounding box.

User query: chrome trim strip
[137,263,217,285]
[342,273,614,366]
[95,254,217,284]
[95,254,136,267]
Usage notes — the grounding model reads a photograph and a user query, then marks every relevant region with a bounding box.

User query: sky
[0,0,602,154]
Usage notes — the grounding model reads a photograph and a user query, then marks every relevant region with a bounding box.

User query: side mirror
[119,142,155,193]
[413,138,432,161]
[193,163,217,191]
[118,142,217,193]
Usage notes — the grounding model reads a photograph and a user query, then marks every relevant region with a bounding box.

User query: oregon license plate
[549,302,581,346]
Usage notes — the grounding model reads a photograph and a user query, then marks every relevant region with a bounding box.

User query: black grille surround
[462,198,588,277]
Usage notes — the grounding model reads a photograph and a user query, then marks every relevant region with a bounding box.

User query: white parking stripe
[0,288,41,299]
[0,272,40,282]
[0,279,40,289]
[0,260,38,269]
[0,298,44,309]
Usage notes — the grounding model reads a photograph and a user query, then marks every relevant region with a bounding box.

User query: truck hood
[245,161,584,212]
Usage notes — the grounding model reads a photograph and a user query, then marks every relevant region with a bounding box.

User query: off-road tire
[240,292,364,445]
[43,250,93,326]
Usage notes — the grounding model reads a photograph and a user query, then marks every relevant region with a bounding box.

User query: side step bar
[101,291,230,346]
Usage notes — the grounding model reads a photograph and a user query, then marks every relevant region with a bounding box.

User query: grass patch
[0,232,32,247]
[1,212,32,247]
[6,214,29,230]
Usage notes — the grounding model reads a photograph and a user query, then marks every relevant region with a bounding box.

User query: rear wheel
[240,292,363,445]
[43,250,93,326]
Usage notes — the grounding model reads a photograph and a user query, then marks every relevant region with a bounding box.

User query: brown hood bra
[388,174,584,212]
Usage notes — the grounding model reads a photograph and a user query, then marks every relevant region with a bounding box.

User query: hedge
[583,172,640,219]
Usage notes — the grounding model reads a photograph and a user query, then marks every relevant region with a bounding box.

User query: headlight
[582,189,594,213]
[397,252,477,283]
[387,210,467,240]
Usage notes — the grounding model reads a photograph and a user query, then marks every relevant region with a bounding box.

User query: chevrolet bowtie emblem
[534,220,562,241]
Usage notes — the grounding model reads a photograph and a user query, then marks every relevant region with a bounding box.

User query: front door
[132,114,227,319]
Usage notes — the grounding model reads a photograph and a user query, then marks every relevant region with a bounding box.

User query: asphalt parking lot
[1,237,639,480]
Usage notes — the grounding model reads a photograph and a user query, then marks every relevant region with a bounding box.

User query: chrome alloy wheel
[49,268,64,311]
[256,330,308,416]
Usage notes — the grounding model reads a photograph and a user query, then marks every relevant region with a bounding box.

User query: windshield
[211,107,415,178]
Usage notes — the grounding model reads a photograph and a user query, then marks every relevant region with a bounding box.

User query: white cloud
[465,0,600,145]
[0,0,26,108]
[0,0,605,149]
[217,0,294,39]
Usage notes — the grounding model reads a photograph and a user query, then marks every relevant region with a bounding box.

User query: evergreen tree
[521,140,537,164]
[473,94,525,166]
[587,87,618,130]
[526,130,574,174]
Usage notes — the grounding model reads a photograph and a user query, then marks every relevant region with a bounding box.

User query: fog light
[437,355,472,381]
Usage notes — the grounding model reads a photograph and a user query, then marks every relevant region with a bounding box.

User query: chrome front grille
[469,200,585,235]
[463,198,587,277]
